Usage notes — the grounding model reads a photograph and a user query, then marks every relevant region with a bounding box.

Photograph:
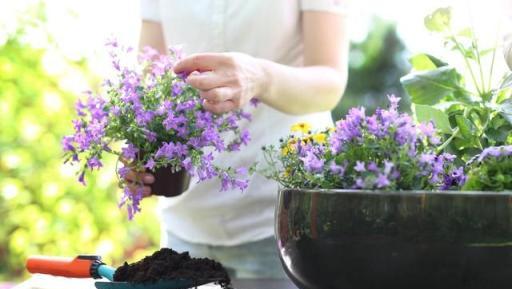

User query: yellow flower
[281,138,298,155]
[312,133,327,144]
[291,122,312,134]
[283,167,292,177]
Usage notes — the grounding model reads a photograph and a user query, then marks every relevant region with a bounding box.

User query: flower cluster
[463,146,512,191]
[62,40,253,219]
[263,96,465,190]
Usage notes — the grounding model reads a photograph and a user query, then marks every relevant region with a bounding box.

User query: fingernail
[144,175,155,183]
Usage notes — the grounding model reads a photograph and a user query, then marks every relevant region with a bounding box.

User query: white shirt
[140,0,347,246]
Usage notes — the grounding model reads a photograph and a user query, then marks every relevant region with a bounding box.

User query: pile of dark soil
[113,248,232,289]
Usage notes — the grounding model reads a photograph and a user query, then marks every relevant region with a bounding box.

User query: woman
[129,0,350,279]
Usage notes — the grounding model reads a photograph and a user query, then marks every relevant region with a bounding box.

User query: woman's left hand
[173,53,268,114]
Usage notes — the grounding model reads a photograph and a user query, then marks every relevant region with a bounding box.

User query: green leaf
[486,127,510,143]
[455,114,475,139]
[500,73,512,90]
[409,53,448,71]
[401,66,466,105]
[413,104,453,134]
[497,99,512,125]
[424,7,452,33]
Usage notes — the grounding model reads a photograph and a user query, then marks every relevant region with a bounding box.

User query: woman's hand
[174,53,268,114]
[123,166,155,198]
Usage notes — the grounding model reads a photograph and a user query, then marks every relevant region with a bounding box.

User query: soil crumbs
[113,248,232,289]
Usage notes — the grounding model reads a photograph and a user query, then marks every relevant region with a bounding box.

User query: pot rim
[279,188,512,196]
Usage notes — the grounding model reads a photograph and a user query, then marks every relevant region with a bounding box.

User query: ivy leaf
[424,7,452,33]
[409,53,448,71]
[401,66,467,105]
[413,104,453,134]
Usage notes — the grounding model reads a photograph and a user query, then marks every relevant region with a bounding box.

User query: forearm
[258,59,347,115]
[139,20,166,54]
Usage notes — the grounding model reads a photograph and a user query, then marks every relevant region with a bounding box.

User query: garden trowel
[26,255,220,289]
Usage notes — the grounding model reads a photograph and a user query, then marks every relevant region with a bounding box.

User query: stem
[437,127,460,153]
[449,30,482,96]
[488,23,501,95]
[467,5,487,95]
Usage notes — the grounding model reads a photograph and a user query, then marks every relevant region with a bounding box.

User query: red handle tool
[26,255,103,278]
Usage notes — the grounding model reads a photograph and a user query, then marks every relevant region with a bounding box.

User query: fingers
[124,170,155,184]
[186,72,231,90]
[123,169,154,198]
[203,100,237,114]
[199,87,234,103]
[126,182,152,198]
[174,53,230,74]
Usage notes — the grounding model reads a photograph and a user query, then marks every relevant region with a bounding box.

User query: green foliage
[401,7,512,162]
[332,18,410,120]
[463,148,512,191]
[0,36,159,280]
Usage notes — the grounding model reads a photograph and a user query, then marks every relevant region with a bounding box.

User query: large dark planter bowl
[149,167,190,197]
[276,189,512,289]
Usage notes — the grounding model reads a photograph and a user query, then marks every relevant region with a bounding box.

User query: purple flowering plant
[62,41,253,219]
[263,96,466,190]
[463,145,512,191]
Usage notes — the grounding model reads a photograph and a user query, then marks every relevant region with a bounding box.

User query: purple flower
[122,144,138,160]
[375,174,390,188]
[367,162,378,172]
[250,98,260,107]
[441,167,466,190]
[172,81,186,96]
[353,178,365,189]
[236,167,248,176]
[78,171,86,186]
[155,142,188,160]
[329,161,345,176]
[182,157,193,171]
[301,151,325,173]
[145,158,156,170]
[384,160,394,175]
[87,157,103,170]
[388,95,400,110]
[118,166,130,178]
[62,136,75,152]
[354,161,366,172]
[240,129,251,145]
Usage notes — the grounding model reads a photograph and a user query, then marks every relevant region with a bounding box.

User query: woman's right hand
[124,168,155,198]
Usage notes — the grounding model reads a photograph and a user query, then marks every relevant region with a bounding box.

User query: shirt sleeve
[140,0,161,22]
[300,0,349,15]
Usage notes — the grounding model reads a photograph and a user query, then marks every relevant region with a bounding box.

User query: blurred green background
[0,2,408,282]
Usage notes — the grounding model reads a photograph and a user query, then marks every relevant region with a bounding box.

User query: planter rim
[279,188,512,196]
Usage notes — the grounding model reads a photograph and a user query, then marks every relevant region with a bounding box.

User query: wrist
[254,57,273,104]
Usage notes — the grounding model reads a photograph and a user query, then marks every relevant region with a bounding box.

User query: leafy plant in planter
[400,7,512,162]
[62,41,253,219]
[263,96,512,289]
[263,95,465,190]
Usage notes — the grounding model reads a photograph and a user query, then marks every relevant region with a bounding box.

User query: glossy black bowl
[275,189,512,289]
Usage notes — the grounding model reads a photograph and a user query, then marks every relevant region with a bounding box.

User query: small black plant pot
[276,189,512,289]
[148,167,191,197]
